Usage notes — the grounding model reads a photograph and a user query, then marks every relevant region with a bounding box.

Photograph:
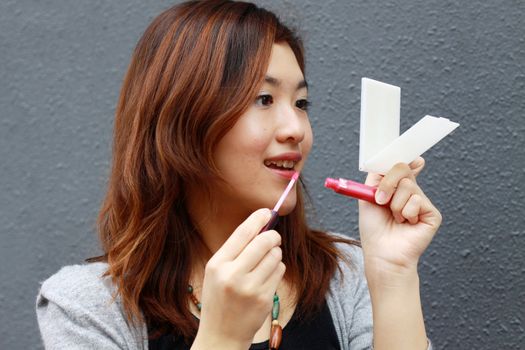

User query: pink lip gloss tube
[324,178,380,205]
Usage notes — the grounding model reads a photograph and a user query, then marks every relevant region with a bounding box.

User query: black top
[148,298,341,350]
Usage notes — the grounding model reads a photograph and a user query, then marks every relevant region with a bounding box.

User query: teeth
[264,159,296,169]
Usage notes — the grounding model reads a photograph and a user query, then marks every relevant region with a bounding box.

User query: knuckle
[279,262,286,275]
[260,231,280,248]
[270,230,282,245]
[393,162,410,172]
[382,177,396,188]
[270,246,282,260]
[255,294,270,308]
[205,260,219,274]
[410,157,425,169]
[390,201,403,213]
[260,233,276,249]
[255,208,270,218]
[211,270,237,295]
[401,207,414,219]
[233,225,251,241]
[399,177,414,188]
[411,194,422,204]
[380,178,397,191]
[257,208,272,223]
[236,287,252,301]
[401,203,412,213]
[390,207,402,217]
[223,279,237,294]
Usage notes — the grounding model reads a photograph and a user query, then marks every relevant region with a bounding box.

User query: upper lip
[265,152,302,162]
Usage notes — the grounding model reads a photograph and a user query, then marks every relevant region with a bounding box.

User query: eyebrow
[264,75,308,90]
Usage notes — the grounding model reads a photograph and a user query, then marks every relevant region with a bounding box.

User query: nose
[275,104,308,144]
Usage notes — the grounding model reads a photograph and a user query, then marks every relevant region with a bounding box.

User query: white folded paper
[359,78,459,174]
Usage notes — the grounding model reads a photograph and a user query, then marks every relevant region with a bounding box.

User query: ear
[409,157,425,178]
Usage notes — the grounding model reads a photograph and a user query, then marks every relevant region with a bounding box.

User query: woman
[37,1,440,349]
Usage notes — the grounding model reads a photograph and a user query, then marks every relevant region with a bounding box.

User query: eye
[255,94,274,107]
[295,99,311,111]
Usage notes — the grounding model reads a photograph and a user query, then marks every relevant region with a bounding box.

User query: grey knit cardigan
[36,239,432,350]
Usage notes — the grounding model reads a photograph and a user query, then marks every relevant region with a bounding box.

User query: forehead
[264,43,305,89]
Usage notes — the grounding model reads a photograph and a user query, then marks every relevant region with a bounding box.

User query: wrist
[364,256,420,290]
[366,269,427,350]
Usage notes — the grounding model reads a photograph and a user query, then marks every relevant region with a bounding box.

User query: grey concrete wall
[1,1,523,349]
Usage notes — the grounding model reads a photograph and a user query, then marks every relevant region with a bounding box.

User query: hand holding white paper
[359,78,459,174]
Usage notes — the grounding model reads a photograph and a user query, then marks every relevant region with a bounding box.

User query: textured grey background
[1,0,523,349]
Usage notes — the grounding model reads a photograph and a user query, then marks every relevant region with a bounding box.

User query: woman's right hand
[192,209,285,350]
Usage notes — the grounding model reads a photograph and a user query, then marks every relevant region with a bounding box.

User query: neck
[186,189,252,258]
[185,189,254,292]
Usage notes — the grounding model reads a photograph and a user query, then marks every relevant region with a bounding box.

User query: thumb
[409,157,425,178]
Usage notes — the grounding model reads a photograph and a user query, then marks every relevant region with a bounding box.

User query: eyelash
[255,94,311,111]
[295,99,311,111]
[255,94,274,107]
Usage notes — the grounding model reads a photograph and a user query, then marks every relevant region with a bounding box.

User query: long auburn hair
[91,0,359,341]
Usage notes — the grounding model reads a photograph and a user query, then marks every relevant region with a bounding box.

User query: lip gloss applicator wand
[260,171,300,232]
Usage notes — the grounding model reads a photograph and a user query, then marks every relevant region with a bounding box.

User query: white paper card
[359,78,400,171]
[359,78,460,174]
[364,116,460,174]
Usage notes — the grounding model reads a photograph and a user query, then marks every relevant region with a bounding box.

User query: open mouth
[264,159,297,171]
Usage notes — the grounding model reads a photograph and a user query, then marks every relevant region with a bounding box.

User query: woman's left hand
[358,157,442,277]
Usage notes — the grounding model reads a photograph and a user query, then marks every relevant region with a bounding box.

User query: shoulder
[36,262,148,349]
[38,262,115,307]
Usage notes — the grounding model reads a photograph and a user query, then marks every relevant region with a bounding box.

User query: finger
[364,172,384,187]
[389,178,416,223]
[211,208,272,263]
[419,197,443,229]
[409,157,425,178]
[247,245,283,285]
[401,194,423,224]
[260,261,286,295]
[365,158,424,189]
[235,230,281,273]
[375,163,415,205]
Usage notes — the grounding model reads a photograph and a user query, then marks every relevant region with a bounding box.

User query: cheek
[241,121,272,152]
[214,122,271,169]
[226,125,272,165]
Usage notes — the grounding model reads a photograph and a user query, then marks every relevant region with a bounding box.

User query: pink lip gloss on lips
[259,171,300,233]
[324,177,382,205]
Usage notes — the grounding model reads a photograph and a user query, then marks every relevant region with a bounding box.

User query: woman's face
[212,43,313,216]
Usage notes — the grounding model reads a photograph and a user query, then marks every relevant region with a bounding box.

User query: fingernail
[375,191,388,204]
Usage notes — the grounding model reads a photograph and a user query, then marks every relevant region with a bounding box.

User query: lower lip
[266,166,297,179]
